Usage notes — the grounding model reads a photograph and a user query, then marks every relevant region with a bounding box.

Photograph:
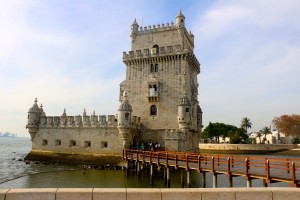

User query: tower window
[150,64,158,73]
[186,108,189,112]
[101,141,108,148]
[55,140,61,146]
[149,84,157,96]
[150,105,157,115]
[42,140,48,146]
[151,44,159,54]
[69,140,76,147]
[125,113,129,120]
[84,141,91,148]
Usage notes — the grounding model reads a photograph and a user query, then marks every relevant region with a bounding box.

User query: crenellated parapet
[123,45,200,72]
[137,22,176,33]
[38,114,141,129]
[26,98,142,141]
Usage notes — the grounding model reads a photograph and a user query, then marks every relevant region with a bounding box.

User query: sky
[0,0,299,137]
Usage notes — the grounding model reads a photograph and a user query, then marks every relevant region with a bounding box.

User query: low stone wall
[199,144,298,154]
[25,150,123,165]
[1,188,300,200]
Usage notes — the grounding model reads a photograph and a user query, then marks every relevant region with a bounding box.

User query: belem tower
[25,11,203,164]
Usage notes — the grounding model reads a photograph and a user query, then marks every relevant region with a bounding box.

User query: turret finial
[34,98,38,104]
[62,108,67,116]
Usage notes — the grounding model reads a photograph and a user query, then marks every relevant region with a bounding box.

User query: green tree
[292,137,300,144]
[201,122,248,143]
[207,122,214,140]
[241,117,252,133]
[228,128,249,144]
[260,126,272,143]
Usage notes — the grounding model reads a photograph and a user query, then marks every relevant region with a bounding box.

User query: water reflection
[0,167,290,188]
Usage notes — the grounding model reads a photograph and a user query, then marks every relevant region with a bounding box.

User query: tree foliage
[272,114,300,137]
[256,132,262,144]
[241,117,252,133]
[200,122,249,144]
[259,126,272,142]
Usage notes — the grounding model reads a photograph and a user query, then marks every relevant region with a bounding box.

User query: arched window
[150,105,157,115]
[152,44,159,54]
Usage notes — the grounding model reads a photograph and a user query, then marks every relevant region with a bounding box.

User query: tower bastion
[25,11,203,164]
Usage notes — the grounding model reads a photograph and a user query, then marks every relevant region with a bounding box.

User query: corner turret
[177,94,191,130]
[117,91,133,148]
[130,18,139,40]
[26,98,42,139]
[176,10,185,28]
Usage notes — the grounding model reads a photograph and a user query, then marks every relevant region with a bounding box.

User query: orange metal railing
[123,149,300,187]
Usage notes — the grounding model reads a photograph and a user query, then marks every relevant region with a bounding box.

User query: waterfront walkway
[123,149,300,188]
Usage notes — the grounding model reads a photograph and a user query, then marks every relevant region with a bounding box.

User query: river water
[0,137,294,188]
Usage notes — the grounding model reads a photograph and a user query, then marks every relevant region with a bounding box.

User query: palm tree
[241,117,252,133]
[261,126,272,143]
[256,132,262,144]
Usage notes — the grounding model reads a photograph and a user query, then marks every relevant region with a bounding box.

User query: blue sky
[0,0,299,137]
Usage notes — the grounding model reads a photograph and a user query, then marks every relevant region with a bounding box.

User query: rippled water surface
[0,137,292,188]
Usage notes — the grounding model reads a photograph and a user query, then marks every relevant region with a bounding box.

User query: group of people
[129,142,161,151]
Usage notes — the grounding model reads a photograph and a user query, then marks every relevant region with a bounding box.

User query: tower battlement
[135,23,193,41]
[26,99,141,131]
[122,45,200,72]
[130,11,195,51]
[38,114,141,128]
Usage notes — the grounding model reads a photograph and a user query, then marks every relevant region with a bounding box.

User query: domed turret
[130,18,139,39]
[27,98,41,126]
[177,94,191,130]
[26,98,42,139]
[176,10,185,28]
[117,91,133,148]
[118,92,133,125]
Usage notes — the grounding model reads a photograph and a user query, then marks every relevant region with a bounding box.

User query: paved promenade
[1,188,300,200]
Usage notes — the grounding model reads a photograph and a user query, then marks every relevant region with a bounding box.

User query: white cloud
[193,0,300,131]
[1,0,299,136]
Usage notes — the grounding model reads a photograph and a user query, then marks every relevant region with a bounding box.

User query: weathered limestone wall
[199,144,297,153]
[32,127,123,154]
[26,127,125,164]
[1,188,300,200]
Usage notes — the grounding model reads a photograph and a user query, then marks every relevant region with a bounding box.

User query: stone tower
[121,11,202,151]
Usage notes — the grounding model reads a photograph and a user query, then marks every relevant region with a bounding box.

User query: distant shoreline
[199,143,300,156]
[0,136,17,138]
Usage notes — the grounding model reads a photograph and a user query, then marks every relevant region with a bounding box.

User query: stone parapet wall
[1,188,300,200]
[199,144,298,152]
[199,144,298,150]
